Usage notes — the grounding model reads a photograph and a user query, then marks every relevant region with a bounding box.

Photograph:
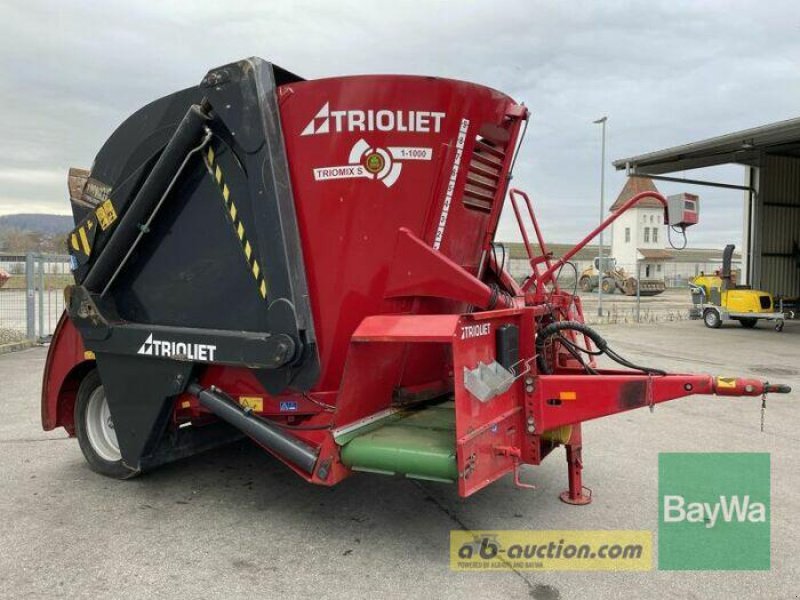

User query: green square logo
[658,453,770,570]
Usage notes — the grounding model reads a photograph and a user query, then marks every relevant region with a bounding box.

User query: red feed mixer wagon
[42,58,789,503]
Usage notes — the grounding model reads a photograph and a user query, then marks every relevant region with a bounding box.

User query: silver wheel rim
[705,312,717,326]
[85,386,121,462]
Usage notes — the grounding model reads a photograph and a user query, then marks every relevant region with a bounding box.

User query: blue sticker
[279,401,298,412]
[69,255,78,271]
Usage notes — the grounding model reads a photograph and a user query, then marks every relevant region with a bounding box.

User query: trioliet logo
[137,333,217,362]
[301,102,446,136]
[460,323,491,340]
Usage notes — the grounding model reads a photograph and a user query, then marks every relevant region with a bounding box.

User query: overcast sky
[1,0,798,249]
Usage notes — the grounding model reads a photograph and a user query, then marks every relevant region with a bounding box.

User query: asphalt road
[1,319,798,599]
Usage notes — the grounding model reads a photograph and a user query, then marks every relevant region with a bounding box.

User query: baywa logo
[137,333,217,362]
[658,452,770,570]
[663,494,766,529]
[313,138,433,188]
[301,102,446,136]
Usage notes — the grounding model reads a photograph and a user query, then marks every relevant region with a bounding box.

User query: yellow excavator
[689,244,786,330]
[579,257,665,296]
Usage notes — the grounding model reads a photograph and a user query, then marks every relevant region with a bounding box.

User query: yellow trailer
[689,245,786,330]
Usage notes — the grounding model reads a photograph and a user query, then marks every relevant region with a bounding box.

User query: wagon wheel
[74,370,138,479]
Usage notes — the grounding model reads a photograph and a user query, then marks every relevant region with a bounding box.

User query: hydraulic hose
[536,320,665,376]
[536,321,606,374]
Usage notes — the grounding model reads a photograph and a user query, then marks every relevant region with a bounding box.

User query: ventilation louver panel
[463,137,506,212]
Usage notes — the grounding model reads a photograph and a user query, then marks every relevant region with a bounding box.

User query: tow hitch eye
[712,377,791,397]
[710,378,791,432]
[764,383,792,394]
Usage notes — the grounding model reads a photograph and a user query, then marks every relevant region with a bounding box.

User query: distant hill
[0,214,73,235]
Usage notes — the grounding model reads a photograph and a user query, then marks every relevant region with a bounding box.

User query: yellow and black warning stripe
[69,214,97,262]
[68,197,119,265]
[205,146,268,300]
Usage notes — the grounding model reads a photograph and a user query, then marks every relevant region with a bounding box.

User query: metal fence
[0,253,71,342]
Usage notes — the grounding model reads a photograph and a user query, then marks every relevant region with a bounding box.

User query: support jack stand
[559,425,592,505]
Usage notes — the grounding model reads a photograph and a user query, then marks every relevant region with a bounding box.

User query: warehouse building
[504,243,738,288]
[613,117,800,297]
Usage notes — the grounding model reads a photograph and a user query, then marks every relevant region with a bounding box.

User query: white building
[609,177,671,278]
[502,176,740,288]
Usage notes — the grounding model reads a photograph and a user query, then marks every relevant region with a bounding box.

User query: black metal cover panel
[70,58,319,393]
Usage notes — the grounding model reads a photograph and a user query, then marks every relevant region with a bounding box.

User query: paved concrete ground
[1,320,798,599]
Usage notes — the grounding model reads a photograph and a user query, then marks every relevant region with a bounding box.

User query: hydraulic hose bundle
[535,320,666,376]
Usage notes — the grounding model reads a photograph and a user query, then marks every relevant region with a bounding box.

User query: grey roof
[638,248,674,260]
[501,242,739,264]
[612,116,800,175]
[502,242,601,262]
[662,248,741,262]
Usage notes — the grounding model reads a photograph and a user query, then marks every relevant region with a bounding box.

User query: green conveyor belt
[339,402,457,482]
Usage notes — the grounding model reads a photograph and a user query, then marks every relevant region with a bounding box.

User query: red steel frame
[43,190,769,504]
[40,74,787,503]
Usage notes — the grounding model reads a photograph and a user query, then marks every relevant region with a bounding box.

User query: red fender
[41,312,91,434]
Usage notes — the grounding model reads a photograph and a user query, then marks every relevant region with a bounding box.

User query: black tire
[579,276,593,292]
[74,370,137,479]
[738,318,758,329]
[601,278,615,294]
[703,308,722,329]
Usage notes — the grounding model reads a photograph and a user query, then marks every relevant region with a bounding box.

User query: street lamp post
[593,116,607,319]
